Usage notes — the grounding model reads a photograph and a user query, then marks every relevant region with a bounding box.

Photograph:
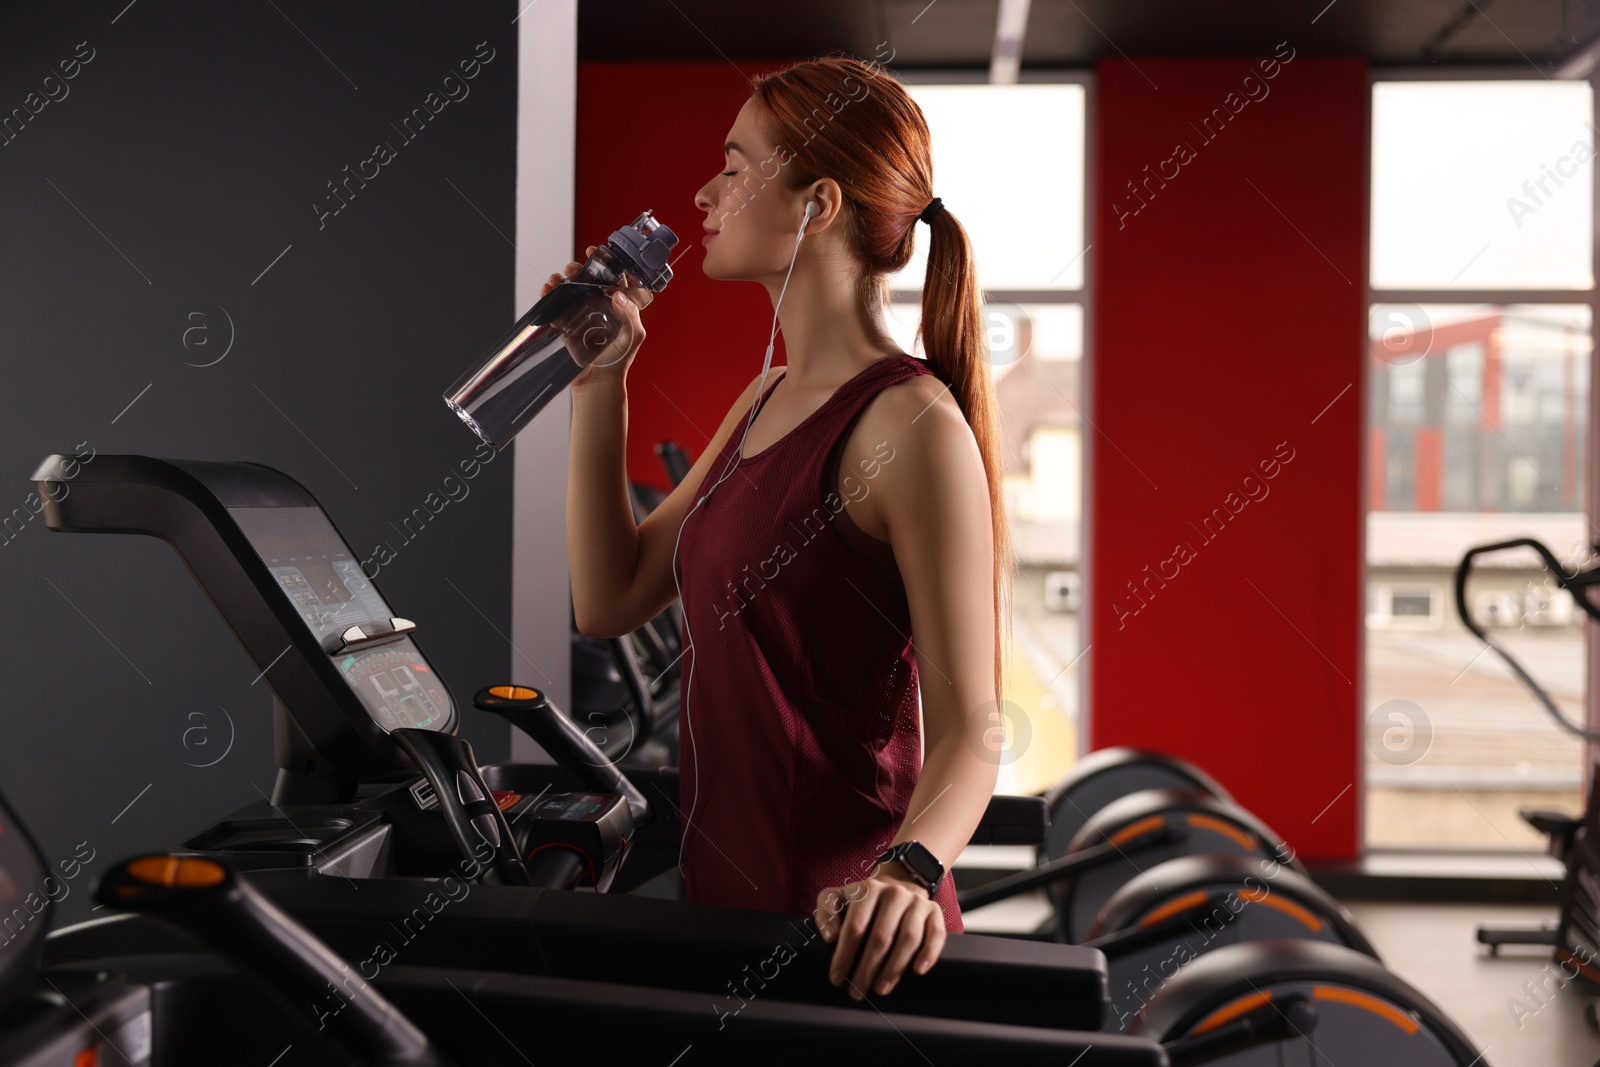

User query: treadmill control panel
[533,793,613,822]
[336,646,447,731]
[231,506,452,733]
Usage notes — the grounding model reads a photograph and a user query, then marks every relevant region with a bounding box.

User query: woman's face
[693,98,812,282]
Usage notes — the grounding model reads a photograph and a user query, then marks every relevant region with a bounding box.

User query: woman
[557,55,1013,1002]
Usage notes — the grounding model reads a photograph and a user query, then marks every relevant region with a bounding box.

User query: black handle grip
[96,855,447,1067]
[474,685,653,828]
[524,846,591,890]
[1455,537,1600,637]
[390,728,532,886]
[957,818,1188,910]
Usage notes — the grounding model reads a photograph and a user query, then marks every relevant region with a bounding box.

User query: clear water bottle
[444,211,678,451]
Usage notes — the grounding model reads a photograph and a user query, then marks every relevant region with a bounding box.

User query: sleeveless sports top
[674,352,963,934]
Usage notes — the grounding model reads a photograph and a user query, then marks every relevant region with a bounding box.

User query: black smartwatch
[875,840,944,898]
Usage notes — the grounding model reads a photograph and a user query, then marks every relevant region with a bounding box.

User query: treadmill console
[231,507,450,733]
[32,454,457,797]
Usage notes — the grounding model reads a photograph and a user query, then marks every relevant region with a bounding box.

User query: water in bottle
[444,211,678,450]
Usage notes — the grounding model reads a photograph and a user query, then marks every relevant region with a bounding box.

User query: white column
[510,0,577,761]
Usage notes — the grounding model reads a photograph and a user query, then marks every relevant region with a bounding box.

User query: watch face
[902,842,942,881]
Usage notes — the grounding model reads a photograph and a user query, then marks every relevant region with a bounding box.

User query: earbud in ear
[804,201,820,220]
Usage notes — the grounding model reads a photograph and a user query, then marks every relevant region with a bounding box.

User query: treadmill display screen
[230,507,451,732]
[267,558,389,643]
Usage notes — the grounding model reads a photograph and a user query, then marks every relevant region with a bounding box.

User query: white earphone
[670,198,819,885]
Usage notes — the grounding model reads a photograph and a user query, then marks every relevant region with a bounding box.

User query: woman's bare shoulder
[841,364,981,520]
[863,364,970,445]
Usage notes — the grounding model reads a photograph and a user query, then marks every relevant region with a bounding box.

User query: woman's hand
[540,244,653,390]
[815,865,947,1000]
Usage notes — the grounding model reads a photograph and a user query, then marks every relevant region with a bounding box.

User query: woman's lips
[701,231,718,245]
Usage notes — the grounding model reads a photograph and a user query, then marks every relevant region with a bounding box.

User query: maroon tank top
[674,353,963,934]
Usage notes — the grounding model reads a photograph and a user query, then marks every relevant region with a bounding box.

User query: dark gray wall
[0,0,519,926]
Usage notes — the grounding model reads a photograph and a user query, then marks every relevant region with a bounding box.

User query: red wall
[576,61,792,494]
[579,55,1371,860]
[1089,56,1368,860]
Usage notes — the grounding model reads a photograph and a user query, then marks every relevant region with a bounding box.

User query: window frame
[1366,581,1445,630]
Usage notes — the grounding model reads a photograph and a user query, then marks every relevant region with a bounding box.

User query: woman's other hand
[814,865,947,1000]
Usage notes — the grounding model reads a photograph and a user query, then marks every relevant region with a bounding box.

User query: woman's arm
[814,374,1001,998]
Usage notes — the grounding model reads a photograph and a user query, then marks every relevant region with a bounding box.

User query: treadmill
[0,778,1171,1065]
[28,454,1131,1037]
[29,454,1490,1065]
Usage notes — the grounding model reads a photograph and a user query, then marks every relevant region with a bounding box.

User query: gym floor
[1346,901,1600,1067]
[960,882,1599,1064]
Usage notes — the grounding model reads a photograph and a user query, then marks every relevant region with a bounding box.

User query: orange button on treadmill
[126,855,226,888]
[489,685,539,701]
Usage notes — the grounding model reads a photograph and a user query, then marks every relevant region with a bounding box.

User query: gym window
[1364,73,1595,850]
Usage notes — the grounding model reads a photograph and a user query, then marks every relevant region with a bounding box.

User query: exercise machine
[29,452,1489,1063]
[25,452,1123,1035]
[0,787,1168,1065]
[1457,537,1600,1030]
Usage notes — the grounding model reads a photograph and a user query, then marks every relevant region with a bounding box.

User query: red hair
[750,55,1013,706]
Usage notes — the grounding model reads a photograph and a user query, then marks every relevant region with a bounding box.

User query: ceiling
[578,0,1600,71]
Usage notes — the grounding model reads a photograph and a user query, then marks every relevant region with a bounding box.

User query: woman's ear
[805,179,844,231]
